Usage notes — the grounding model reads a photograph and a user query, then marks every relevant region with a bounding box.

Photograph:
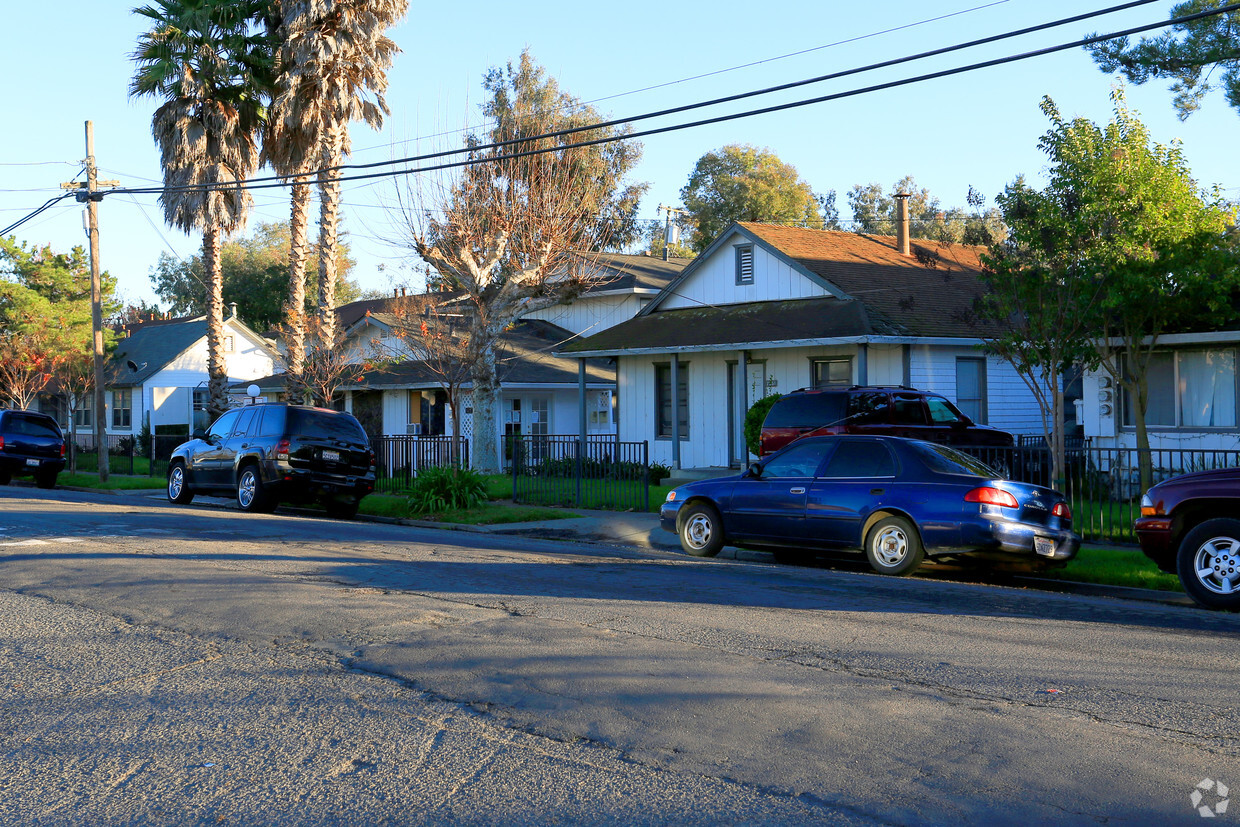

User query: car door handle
[790,487,806,494]
[871,488,884,495]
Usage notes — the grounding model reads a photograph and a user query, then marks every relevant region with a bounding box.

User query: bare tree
[386,295,474,462]
[394,54,642,473]
[300,315,368,408]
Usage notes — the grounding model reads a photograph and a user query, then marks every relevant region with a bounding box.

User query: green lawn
[58,472,166,490]
[1040,544,1182,592]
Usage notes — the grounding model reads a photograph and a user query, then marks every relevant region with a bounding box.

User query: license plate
[1034,537,1056,557]
[322,449,340,462]
[25,458,39,467]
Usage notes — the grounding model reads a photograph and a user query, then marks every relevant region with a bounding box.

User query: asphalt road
[1,486,1237,825]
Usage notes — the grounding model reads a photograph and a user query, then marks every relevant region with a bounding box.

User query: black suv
[759,386,1014,456]
[0,409,66,489]
[167,404,375,518]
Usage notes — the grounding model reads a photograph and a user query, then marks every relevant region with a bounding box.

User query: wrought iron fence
[956,442,1240,544]
[370,434,470,494]
[511,435,651,512]
[66,432,188,478]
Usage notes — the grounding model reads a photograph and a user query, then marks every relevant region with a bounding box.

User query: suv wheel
[34,471,57,489]
[237,465,275,513]
[325,499,359,520]
[0,471,10,486]
[1177,518,1240,610]
[167,462,194,505]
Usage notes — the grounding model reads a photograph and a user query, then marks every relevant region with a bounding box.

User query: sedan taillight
[276,438,290,461]
[0,436,5,451]
[964,486,1019,509]
[1052,502,1071,519]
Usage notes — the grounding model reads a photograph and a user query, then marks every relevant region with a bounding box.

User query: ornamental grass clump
[407,466,488,514]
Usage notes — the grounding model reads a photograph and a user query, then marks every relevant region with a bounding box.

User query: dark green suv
[166,404,375,518]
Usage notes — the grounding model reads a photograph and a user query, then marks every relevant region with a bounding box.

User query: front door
[729,361,766,467]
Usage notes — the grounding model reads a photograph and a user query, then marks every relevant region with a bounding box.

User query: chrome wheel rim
[1192,536,1240,596]
[238,470,256,509]
[873,526,909,567]
[168,467,184,500]
[684,513,713,550]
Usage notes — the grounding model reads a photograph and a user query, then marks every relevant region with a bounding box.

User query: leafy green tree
[1089,1,1240,120]
[130,0,274,417]
[994,92,1235,492]
[149,221,360,332]
[399,50,647,473]
[680,145,828,251]
[849,178,1006,244]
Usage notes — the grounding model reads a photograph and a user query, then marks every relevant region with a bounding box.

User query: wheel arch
[862,508,922,548]
[677,496,726,535]
[1170,499,1240,547]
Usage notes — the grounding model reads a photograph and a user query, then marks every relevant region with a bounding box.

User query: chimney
[894,192,911,256]
[228,302,238,319]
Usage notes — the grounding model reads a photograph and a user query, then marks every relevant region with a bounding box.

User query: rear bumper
[956,517,1080,561]
[270,467,374,501]
[0,456,66,476]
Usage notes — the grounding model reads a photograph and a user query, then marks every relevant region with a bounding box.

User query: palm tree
[278,0,407,346]
[130,0,273,418]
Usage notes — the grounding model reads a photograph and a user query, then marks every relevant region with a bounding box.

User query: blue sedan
[659,435,1080,575]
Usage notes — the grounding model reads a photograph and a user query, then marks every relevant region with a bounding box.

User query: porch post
[578,360,587,504]
[857,342,869,385]
[738,351,749,463]
[671,356,681,470]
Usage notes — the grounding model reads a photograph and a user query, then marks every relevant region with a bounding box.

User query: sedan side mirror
[744,462,763,478]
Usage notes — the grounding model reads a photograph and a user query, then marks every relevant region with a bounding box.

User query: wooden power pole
[61,121,118,482]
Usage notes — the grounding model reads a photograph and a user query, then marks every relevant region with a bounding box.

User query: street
[1,486,1237,825]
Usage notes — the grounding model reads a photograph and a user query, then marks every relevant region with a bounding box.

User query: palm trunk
[204,225,228,420]
[317,123,344,345]
[286,173,313,404]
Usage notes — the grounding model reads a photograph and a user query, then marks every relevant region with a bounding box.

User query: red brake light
[1052,502,1071,519]
[965,487,1019,509]
[60,442,66,458]
[276,438,290,460]
[0,436,5,451]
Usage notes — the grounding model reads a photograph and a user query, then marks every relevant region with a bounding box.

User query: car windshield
[912,442,1000,478]
[287,408,368,443]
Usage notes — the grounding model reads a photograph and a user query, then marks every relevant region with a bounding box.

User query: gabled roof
[106,315,275,387]
[242,319,614,392]
[566,223,998,355]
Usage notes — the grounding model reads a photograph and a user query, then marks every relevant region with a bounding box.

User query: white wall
[908,345,1043,435]
[525,294,644,337]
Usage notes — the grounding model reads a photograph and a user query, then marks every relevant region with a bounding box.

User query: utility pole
[656,205,687,262]
[61,121,118,482]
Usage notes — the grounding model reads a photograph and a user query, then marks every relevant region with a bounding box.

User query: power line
[351,0,1016,157]
[111,0,1233,202]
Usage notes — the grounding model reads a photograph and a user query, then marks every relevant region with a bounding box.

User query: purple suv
[1135,467,1240,610]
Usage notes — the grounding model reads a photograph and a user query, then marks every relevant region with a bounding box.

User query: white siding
[525,294,644,336]
[660,230,834,310]
[908,345,1043,435]
[382,389,411,435]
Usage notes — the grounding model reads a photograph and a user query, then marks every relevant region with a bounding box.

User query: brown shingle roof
[737,222,993,338]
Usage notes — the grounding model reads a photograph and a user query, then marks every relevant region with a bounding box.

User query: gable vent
[736,245,755,285]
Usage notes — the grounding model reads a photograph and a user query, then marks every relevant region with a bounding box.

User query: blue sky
[2,1,1237,310]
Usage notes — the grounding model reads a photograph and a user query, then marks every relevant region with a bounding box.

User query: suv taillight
[0,436,5,451]
[368,448,376,469]
[1052,502,1071,520]
[60,442,66,458]
[276,438,290,460]
[964,487,1019,508]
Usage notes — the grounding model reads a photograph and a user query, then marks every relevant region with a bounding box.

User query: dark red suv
[759,386,1014,457]
[1136,467,1240,610]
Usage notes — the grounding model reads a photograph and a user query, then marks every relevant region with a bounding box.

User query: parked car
[660,435,1079,575]
[0,409,66,489]
[1136,467,1240,610]
[167,403,375,519]
[759,386,1014,457]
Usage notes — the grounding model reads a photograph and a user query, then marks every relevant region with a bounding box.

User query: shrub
[407,465,488,514]
[744,394,783,457]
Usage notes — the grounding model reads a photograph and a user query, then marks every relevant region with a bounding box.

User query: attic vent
[735,244,755,285]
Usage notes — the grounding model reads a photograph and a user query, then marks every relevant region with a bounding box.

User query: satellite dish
[126,360,147,372]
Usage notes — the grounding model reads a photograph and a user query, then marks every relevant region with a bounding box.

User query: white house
[243,254,689,468]
[1079,331,1240,452]
[79,309,280,440]
[563,220,1047,471]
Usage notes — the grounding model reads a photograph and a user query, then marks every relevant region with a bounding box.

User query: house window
[955,357,987,423]
[1123,349,1237,428]
[112,388,132,430]
[589,391,613,428]
[223,335,235,353]
[812,358,851,389]
[193,388,210,431]
[735,244,754,285]
[655,362,689,439]
[74,395,92,429]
